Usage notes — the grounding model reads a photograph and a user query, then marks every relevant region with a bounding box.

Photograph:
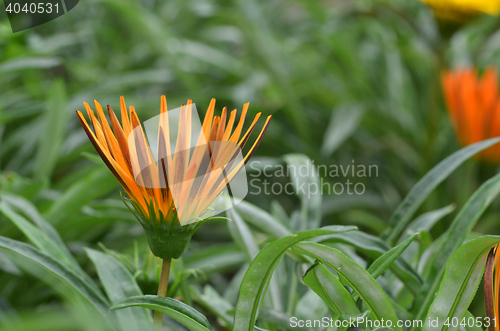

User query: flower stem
[154,258,172,331]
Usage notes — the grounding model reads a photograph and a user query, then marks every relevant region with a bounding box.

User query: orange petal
[120,96,132,137]
[229,103,249,143]
[222,109,237,141]
[76,110,147,214]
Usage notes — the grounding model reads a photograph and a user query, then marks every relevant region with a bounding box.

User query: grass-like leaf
[227,207,259,261]
[34,80,68,179]
[235,200,291,237]
[318,231,421,294]
[383,138,500,243]
[293,242,402,331]
[0,200,76,271]
[303,262,361,316]
[283,154,321,230]
[433,172,500,270]
[400,204,456,241]
[86,249,152,331]
[423,236,500,331]
[110,295,214,331]
[412,172,500,328]
[0,236,110,318]
[44,168,117,225]
[233,226,356,330]
[368,233,418,279]
[0,195,96,285]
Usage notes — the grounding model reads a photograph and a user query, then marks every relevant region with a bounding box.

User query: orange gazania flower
[76,96,271,259]
[442,67,500,162]
[485,246,500,331]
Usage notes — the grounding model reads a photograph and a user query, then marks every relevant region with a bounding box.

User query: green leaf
[423,236,500,331]
[227,207,259,261]
[412,172,500,327]
[343,210,388,234]
[86,249,152,331]
[293,242,402,331]
[195,285,234,328]
[318,231,421,294]
[293,289,329,324]
[235,200,291,237]
[184,243,246,275]
[0,236,110,318]
[382,138,500,243]
[321,105,364,157]
[0,57,60,74]
[401,204,455,240]
[0,200,76,271]
[433,172,500,271]
[463,311,484,331]
[368,233,418,279]
[259,309,311,331]
[233,226,356,331]
[303,262,361,316]
[227,206,282,311]
[0,194,66,248]
[111,295,214,331]
[44,167,117,225]
[270,200,289,225]
[233,0,307,139]
[35,79,69,179]
[0,310,106,331]
[283,154,322,229]
[322,192,386,215]
[0,195,98,287]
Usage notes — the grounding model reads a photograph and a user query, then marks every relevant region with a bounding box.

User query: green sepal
[121,194,205,260]
[143,215,202,260]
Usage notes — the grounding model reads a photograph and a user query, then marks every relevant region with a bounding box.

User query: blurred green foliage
[3,0,500,329]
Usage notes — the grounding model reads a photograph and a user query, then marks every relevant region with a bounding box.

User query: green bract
[124,196,205,260]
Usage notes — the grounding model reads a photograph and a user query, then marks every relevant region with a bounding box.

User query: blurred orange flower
[442,67,500,162]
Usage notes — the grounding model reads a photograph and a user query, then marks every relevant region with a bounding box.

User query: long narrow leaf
[293,242,402,331]
[303,262,361,316]
[111,295,213,331]
[412,172,500,327]
[35,79,68,179]
[0,237,110,317]
[401,204,455,241]
[433,172,500,271]
[233,226,356,330]
[423,236,500,331]
[227,208,259,261]
[318,231,421,293]
[227,207,282,311]
[283,154,321,230]
[0,196,96,287]
[235,200,291,237]
[368,233,418,279]
[86,249,152,331]
[383,138,500,243]
[1,194,67,248]
[0,201,75,270]
[44,167,117,225]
